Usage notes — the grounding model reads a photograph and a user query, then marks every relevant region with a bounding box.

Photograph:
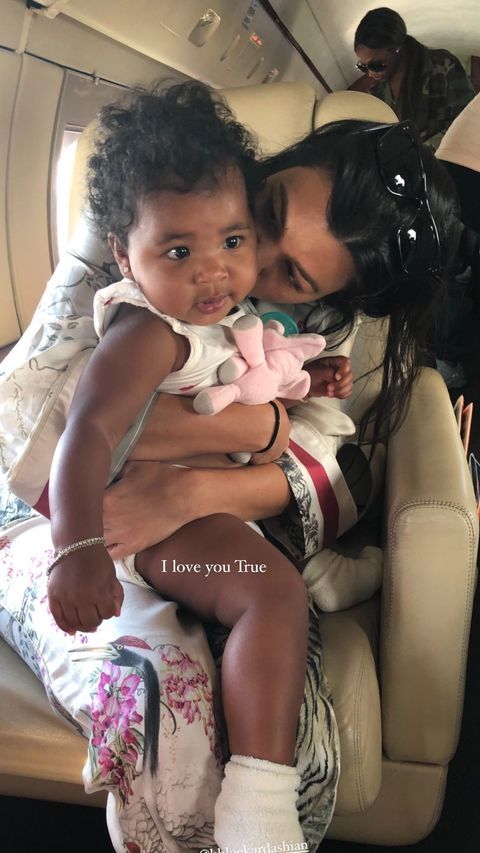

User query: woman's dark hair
[354,8,427,128]
[87,81,257,245]
[259,120,460,442]
[354,7,407,51]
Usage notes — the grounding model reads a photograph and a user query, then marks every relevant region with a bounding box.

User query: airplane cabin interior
[0,2,479,851]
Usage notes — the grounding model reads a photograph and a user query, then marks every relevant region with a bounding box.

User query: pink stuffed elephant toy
[193,314,326,416]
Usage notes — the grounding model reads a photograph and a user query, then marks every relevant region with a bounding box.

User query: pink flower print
[98,744,138,801]
[87,662,145,804]
[158,645,217,754]
[0,539,15,581]
[91,671,142,748]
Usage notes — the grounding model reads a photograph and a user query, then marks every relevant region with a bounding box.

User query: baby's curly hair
[87,81,258,245]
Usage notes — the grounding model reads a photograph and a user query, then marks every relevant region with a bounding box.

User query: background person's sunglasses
[357,121,441,277]
[355,60,388,73]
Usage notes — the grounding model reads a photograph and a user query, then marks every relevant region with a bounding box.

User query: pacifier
[260,311,299,337]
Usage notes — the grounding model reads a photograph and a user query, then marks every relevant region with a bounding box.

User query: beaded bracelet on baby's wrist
[47,536,106,577]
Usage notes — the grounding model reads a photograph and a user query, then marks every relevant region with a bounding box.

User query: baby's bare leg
[135,514,308,766]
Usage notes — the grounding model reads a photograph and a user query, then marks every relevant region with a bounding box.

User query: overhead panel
[37,0,326,91]
[160,1,217,38]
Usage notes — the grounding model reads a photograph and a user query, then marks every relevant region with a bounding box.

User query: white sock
[303,545,383,612]
[214,755,304,849]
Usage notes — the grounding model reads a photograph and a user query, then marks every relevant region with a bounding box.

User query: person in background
[353,6,474,150]
[434,93,480,387]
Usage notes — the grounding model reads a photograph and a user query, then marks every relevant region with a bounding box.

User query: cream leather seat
[0,83,478,845]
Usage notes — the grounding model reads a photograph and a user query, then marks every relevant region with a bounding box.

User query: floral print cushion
[0,218,118,507]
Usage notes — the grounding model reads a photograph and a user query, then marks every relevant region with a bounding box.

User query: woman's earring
[123,266,131,274]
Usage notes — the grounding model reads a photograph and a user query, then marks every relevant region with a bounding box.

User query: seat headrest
[436,93,480,173]
[314,90,397,128]
[220,82,316,154]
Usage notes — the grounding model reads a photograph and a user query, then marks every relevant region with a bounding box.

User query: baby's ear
[108,233,130,272]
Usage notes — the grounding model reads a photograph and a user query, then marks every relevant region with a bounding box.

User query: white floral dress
[0,219,343,851]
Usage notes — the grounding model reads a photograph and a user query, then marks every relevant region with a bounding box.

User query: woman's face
[355,44,401,83]
[252,166,355,305]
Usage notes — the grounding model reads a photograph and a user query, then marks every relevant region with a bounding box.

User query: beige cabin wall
[47,0,326,93]
[6,55,63,331]
[0,0,331,346]
[0,0,27,49]
[27,11,184,90]
[0,1,194,344]
[0,52,22,346]
[270,0,348,90]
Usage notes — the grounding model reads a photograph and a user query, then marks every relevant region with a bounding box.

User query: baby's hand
[48,546,124,635]
[306,356,353,399]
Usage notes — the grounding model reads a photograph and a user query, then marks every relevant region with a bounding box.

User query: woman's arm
[105,316,362,563]
[124,357,351,465]
[128,392,291,463]
[105,349,359,559]
[104,460,292,558]
[425,53,475,148]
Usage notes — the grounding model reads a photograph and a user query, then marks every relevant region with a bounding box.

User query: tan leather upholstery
[219,82,316,154]
[0,639,106,806]
[0,84,477,844]
[319,601,382,814]
[314,89,397,128]
[325,368,478,841]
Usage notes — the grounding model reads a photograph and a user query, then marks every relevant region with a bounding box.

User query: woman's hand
[103,460,293,558]
[306,355,353,399]
[103,462,201,558]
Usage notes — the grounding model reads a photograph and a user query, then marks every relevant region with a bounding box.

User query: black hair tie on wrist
[257,400,281,454]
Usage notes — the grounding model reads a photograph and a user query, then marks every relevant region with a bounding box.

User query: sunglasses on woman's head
[355,60,388,73]
[356,121,441,277]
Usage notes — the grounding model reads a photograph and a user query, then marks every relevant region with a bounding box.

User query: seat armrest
[381,368,478,764]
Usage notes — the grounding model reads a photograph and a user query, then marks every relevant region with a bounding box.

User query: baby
[48,81,320,849]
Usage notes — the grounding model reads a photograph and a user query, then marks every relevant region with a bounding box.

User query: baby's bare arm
[48,309,183,634]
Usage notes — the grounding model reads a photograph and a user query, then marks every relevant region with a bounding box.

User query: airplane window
[55,127,82,257]
[50,73,128,264]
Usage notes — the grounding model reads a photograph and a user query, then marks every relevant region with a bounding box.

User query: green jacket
[371,47,475,150]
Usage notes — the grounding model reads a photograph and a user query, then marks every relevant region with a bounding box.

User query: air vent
[247,57,265,79]
[188,9,222,47]
[263,67,279,84]
[220,34,242,63]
